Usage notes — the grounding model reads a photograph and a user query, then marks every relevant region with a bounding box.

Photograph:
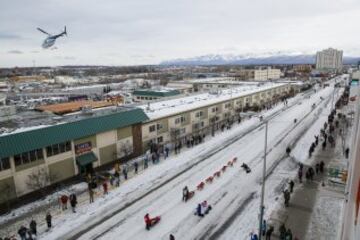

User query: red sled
[187,191,195,200]
[206,176,214,183]
[197,182,205,190]
[146,216,161,230]
[222,166,227,172]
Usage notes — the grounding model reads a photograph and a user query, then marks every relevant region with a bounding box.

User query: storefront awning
[76,152,97,167]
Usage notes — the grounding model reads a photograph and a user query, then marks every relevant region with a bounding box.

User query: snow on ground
[35,83,336,240]
[0,182,88,226]
[291,87,344,165]
[306,195,344,239]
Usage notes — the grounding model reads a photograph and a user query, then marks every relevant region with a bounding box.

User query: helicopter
[37,26,67,49]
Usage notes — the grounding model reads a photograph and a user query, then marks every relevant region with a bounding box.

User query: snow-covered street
[30,82,340,240]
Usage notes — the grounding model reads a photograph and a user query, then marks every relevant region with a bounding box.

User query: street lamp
[240,112,268,240]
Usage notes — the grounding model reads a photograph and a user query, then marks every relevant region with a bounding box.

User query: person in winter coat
[144,213,151,230]
[134,162,139,174]
[103,181,108,195]
[315,163,320,174]
[182,186,189,202]
[279,224,286,240]
[114,171,120,187]
[262,219,267,236]
[17,226,27,240]
[289,180,294,193]
[309,167,314,180]
[89,186,94,203]
[265,225,274,240]
[46,212,52,229]
[29,219,37,235]
[69,193,77,213]
[201,201,212,214]
[144,156,149,169]
[169,234,175,240]
[322,140,327,150]
[60,194,68,211]
[319,161,325,173]
[250,232,258,240]
[285,229,293,240]
[195,203,204,217]
[165,147,170,158]
[345,147,350,159]
[298,168,303,183]
[283,190,290,207]
[122,165,128,180]
[286,147,291,156]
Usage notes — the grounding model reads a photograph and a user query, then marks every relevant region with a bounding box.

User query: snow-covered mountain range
[161,53,360,65]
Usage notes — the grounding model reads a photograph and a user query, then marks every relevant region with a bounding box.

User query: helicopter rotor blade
[37,28,51,36]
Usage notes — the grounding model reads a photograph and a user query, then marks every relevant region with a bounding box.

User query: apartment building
[316,48,343,71]
[237,67,281,81]
[140,83,291,151]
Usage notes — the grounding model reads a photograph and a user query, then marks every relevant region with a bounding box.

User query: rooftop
[0,105,141,136]
[133,88,180,97]
[139,82,288,120]
[0,107,148,158]
[35,100,116,115]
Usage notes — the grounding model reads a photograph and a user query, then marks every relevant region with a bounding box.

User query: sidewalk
[268,107,351,239]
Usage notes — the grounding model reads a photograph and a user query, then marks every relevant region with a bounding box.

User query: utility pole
[258,120,268,240]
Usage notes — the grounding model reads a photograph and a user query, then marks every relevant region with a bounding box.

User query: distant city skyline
[1,0,360,67]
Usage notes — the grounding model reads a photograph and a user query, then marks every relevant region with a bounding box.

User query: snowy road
[41,83,338,240]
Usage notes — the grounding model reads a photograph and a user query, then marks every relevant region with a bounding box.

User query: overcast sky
[1,0,360,67]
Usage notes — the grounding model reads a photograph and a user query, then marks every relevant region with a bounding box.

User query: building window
[195,111,203,118]
[156,123,163,130]
[149,125,156,132]
[157,136,163,143]
[175,116,186,124]
[14,148,44,166]
[0,157,10,171]
[211,107,218,113]
[224,103,231,109]
[193,121,205,129]
[46,141,72,157]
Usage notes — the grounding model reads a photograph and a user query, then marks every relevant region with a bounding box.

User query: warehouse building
[0,107,148,203]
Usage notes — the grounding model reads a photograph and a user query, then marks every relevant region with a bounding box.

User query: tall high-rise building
[315,48,343,71]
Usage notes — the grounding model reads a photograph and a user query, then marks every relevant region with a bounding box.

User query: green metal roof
[0,108,148,158]
[133,89,180,97]
[76,152,97,166]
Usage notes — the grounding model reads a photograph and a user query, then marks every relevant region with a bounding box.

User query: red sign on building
[75,142,92,155]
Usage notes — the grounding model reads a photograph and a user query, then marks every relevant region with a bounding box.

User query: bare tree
[118,141,133,158]
[26,167,57,197]
[0,183,11,213]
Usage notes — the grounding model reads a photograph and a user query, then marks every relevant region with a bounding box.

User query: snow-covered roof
[184,77,235,83]
[140,83,288,120]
